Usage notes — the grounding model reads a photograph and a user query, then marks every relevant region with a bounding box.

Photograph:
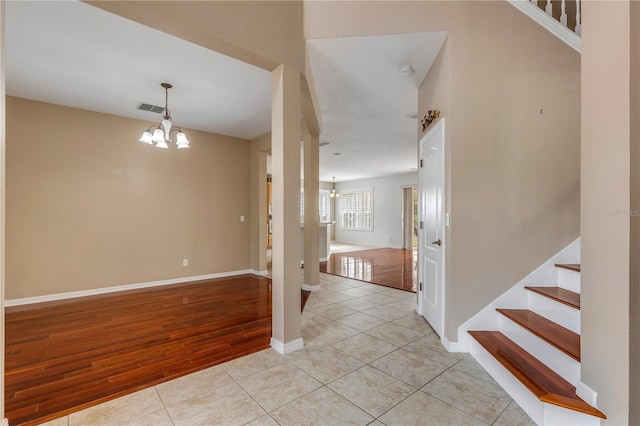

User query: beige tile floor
[42,273,536,426]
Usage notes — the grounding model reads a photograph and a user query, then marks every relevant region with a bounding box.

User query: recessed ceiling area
[307,32,448,182]
[5,1,272,140]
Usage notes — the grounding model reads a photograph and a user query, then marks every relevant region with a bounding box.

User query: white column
[302,123,320,291]
[270,64,303,354]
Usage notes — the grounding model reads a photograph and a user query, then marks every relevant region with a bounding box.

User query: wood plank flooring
[5,274,278,426]
[320,248,416,292]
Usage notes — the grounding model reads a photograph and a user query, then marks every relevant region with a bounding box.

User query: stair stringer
[457,238,580,352]
[508,0,581,53]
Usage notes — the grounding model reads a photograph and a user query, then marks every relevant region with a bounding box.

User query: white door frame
[417,118,446,338]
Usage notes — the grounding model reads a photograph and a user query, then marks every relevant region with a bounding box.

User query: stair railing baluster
[575,0,582,35]
[560,0,568,26]
[545,0,553,16]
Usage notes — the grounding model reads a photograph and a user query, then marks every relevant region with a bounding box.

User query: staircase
[464,249,606,425]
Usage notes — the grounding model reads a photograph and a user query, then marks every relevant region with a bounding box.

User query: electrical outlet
[240,215,245,222]
[183,258,188,267]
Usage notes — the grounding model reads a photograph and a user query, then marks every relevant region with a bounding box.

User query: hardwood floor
[320,248,416,292]
[4,274,280,426]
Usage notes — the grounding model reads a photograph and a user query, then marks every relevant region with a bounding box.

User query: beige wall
[0,1,5,419]
[426,2,581,340]
[249,132,271,272]
[6,97,251,300]
[581,2,633,424]
[306,1,581,340]
[630,1,640,423]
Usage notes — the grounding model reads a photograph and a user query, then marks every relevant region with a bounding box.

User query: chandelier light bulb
[139,131,153,145]
[176,132,190,149]
[151,128,165,144]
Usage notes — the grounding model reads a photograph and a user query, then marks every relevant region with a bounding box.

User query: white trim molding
[302,284,321,292]
[5,269,255,307]
[270,337,304,354]
[441,335,460,353]
[576,381,599,407]
[508,0,581,53]
[2,418,9,426]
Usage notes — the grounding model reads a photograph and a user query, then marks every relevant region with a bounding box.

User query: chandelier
[139,83,190,149]
[330,177,339,198]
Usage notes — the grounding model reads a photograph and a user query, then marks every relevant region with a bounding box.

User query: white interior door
[418,119,445,337]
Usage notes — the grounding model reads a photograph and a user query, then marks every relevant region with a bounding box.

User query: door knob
[431,239,442,246]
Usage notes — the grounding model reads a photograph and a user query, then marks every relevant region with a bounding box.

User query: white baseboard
[5,269,255,307]
[302,284,321,292]
[332,241,390,249]
[270,337,304,354]
[441,335,460,353]
[2,418,8,426]
[252,269,270,277]
[576,380,599,407]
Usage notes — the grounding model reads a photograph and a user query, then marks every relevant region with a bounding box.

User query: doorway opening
[402,185,419,250]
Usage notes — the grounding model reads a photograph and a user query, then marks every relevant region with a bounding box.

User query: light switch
[240,215,245,222]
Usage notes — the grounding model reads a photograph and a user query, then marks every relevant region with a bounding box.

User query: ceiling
[5,1,446,183]
[5,1,272,140]
[307,32,447,182]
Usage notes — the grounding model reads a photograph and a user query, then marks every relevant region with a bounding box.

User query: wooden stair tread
[497,309,580,361]
[525,286,580,310]
[469,331,605,419]
[555,263,580,272]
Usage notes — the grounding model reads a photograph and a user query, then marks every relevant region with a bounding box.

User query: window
[300,190,332,223]
[340,188,373,231]
[319,190,330,222]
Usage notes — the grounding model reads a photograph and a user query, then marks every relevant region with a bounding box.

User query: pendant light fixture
[330,177,339,198]
[139,83,190,149]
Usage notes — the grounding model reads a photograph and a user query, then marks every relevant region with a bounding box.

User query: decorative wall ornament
[421,110,441,132]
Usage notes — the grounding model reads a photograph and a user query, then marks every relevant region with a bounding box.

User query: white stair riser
[544,404,601,426]
[470,339,599,426]
[558,269,581,293]
[528,292,581,334]
[499,316,581,386]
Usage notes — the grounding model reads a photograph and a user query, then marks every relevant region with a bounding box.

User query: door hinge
[420,159,423,167]
[420,221,423,230]
[419,282,423,291]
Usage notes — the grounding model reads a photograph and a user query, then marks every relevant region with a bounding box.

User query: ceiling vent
[319,141,331,147]
[406,112,418,120]
[137,103,165,114]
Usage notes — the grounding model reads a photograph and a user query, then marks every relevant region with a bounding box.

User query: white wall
[335,172,417,248]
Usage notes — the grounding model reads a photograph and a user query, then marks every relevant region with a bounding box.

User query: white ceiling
[307,32,447,182]
[5,1,446,183]
[5,0,272,140]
